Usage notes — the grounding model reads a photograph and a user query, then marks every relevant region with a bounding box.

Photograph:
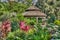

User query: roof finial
[32,0,38,5]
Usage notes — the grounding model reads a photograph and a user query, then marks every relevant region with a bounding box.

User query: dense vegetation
[0,0,60,40]
[36,0,60,21]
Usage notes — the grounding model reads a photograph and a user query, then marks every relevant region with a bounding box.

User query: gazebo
[23,5,47,23]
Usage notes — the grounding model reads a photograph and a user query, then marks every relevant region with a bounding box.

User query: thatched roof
[23,5,46,17]
[8,0,15,1]
[23,11,46,17]
[27,5,40,11]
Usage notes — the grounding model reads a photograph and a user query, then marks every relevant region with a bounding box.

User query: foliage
[34,24,51,40]
[0,0,60,40]
[46,23,60,40]
[0,0,32,21]
[48,14,56,23]
[0,1,32,39]
[24,18,36,25]
[6,24,51,40]
[11,21,19,32]
[0,1,32,32]
[54,20,60,26]
[36,0,60,20]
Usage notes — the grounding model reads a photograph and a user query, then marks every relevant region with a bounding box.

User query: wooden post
[36,17,38,23]
[41,17,47,29]
[42,17,46,25]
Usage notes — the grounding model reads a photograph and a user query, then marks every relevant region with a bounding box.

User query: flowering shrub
[2,20,11,32]
[19,21,30,32]
[6,24,51,40]
[2,19,11,38]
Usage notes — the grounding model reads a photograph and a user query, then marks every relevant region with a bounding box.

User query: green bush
[6,29,25,40]
[6,24,51,40]
[33,24,51,40]
[54,20,60,26]
[25,18,36,25]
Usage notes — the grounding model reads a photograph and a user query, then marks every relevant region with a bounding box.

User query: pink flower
[20,26,25,30]
[19,21,25,27]
[19,21,30,32]
[2,20,11,32]
[24,25,30,32]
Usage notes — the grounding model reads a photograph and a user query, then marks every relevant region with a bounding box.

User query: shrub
[6,24,51,40]
[54,20,60,26]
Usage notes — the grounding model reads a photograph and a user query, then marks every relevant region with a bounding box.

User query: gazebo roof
[27,5,40,11]
[23,11,46,17]
[9,0,15,1]
[23,5,46,17]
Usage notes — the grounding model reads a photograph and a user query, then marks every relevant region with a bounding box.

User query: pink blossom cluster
[19,21,30,32]
[2,20,11,32]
